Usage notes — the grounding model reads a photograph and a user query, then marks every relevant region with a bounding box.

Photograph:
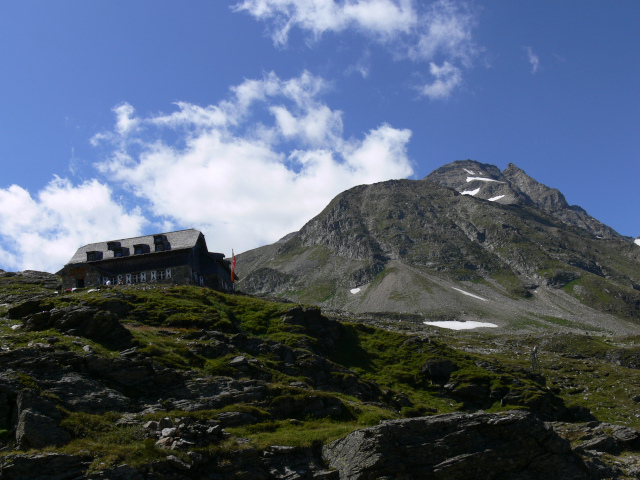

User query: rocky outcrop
[21,305,133,347]
[0,453,91,480]
[323,411,601,479]
[0,270,61,305]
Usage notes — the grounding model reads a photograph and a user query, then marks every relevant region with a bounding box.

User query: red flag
[230,249,236,284]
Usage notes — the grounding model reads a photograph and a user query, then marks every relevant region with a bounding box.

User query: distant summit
[237,160,640,333]
[425,160,621,239]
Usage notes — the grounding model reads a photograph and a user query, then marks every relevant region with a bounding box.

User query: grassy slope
[2,280,640,471]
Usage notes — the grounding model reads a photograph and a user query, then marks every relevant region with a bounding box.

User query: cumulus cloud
[420,61,462,99]
[93,71,414,257]
[0,177,147,272]
[233,0,479,99]
[526,46,540,74]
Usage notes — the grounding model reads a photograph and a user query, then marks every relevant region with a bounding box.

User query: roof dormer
[133,244,150,255]
[86,251,102,262]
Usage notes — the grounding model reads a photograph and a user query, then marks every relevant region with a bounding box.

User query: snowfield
[424,320,498,330]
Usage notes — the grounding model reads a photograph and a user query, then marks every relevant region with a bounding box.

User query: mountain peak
[426,160,620,239]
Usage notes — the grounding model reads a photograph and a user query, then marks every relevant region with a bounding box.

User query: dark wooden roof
[65,229,208,265]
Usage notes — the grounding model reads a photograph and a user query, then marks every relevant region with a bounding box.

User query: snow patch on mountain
[461,188,481,196]
[350,287,361,294]
[452,287,488,301]
[466,177,504,183]
[635,238,640,246]
[463,168,476,175]
[488,195,505,202]
[424,320,498,330]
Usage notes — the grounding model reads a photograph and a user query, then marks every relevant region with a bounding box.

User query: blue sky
[1,1,638,272]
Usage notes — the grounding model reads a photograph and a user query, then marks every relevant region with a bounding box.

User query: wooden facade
[58,229,232,291]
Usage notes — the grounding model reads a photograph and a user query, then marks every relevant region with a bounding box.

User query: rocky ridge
[426,160,622,240]
[1,271,640,478]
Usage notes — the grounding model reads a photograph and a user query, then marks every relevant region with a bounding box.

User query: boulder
[323,411,594,480]
[421,358,459,383]
[282,306,342,351]
[16,410,70,449]
[14,391,70,449]
[8,300,51,320]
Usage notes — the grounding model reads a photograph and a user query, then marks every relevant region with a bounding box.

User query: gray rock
[142,420,158,430]
[16,409,70,449]
[166,454,191,470]
[323,411,594,480]
[87,464,144,480]
[161,427,177,438]
[158,417,173,429]
[14,391,70,450]
[155,437,174,449]
[579,435,617,453]
[171,438,196,450]
[229,355,249,367]
[22,305,132,347]
[420,358,459,383]
[40,372,131,413]
[7,300,51,320]
[217,411,257,427]
[0,453,90,480]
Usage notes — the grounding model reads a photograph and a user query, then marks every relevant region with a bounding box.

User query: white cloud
[408,0,477,65]
[233,0,416,45]
[346,50,372,78]
[113,103,140,136]
[0,71,414,272]
[0,177,147,273]
[94,71,414,257]
[526,46,540,74]
[420,61,462,99]
[233,0,480,99]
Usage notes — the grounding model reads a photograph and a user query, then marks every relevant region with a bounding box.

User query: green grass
[227,418,370,450]
[296,282,336,303]
[563,274,640,321]
[56,411,162,472]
